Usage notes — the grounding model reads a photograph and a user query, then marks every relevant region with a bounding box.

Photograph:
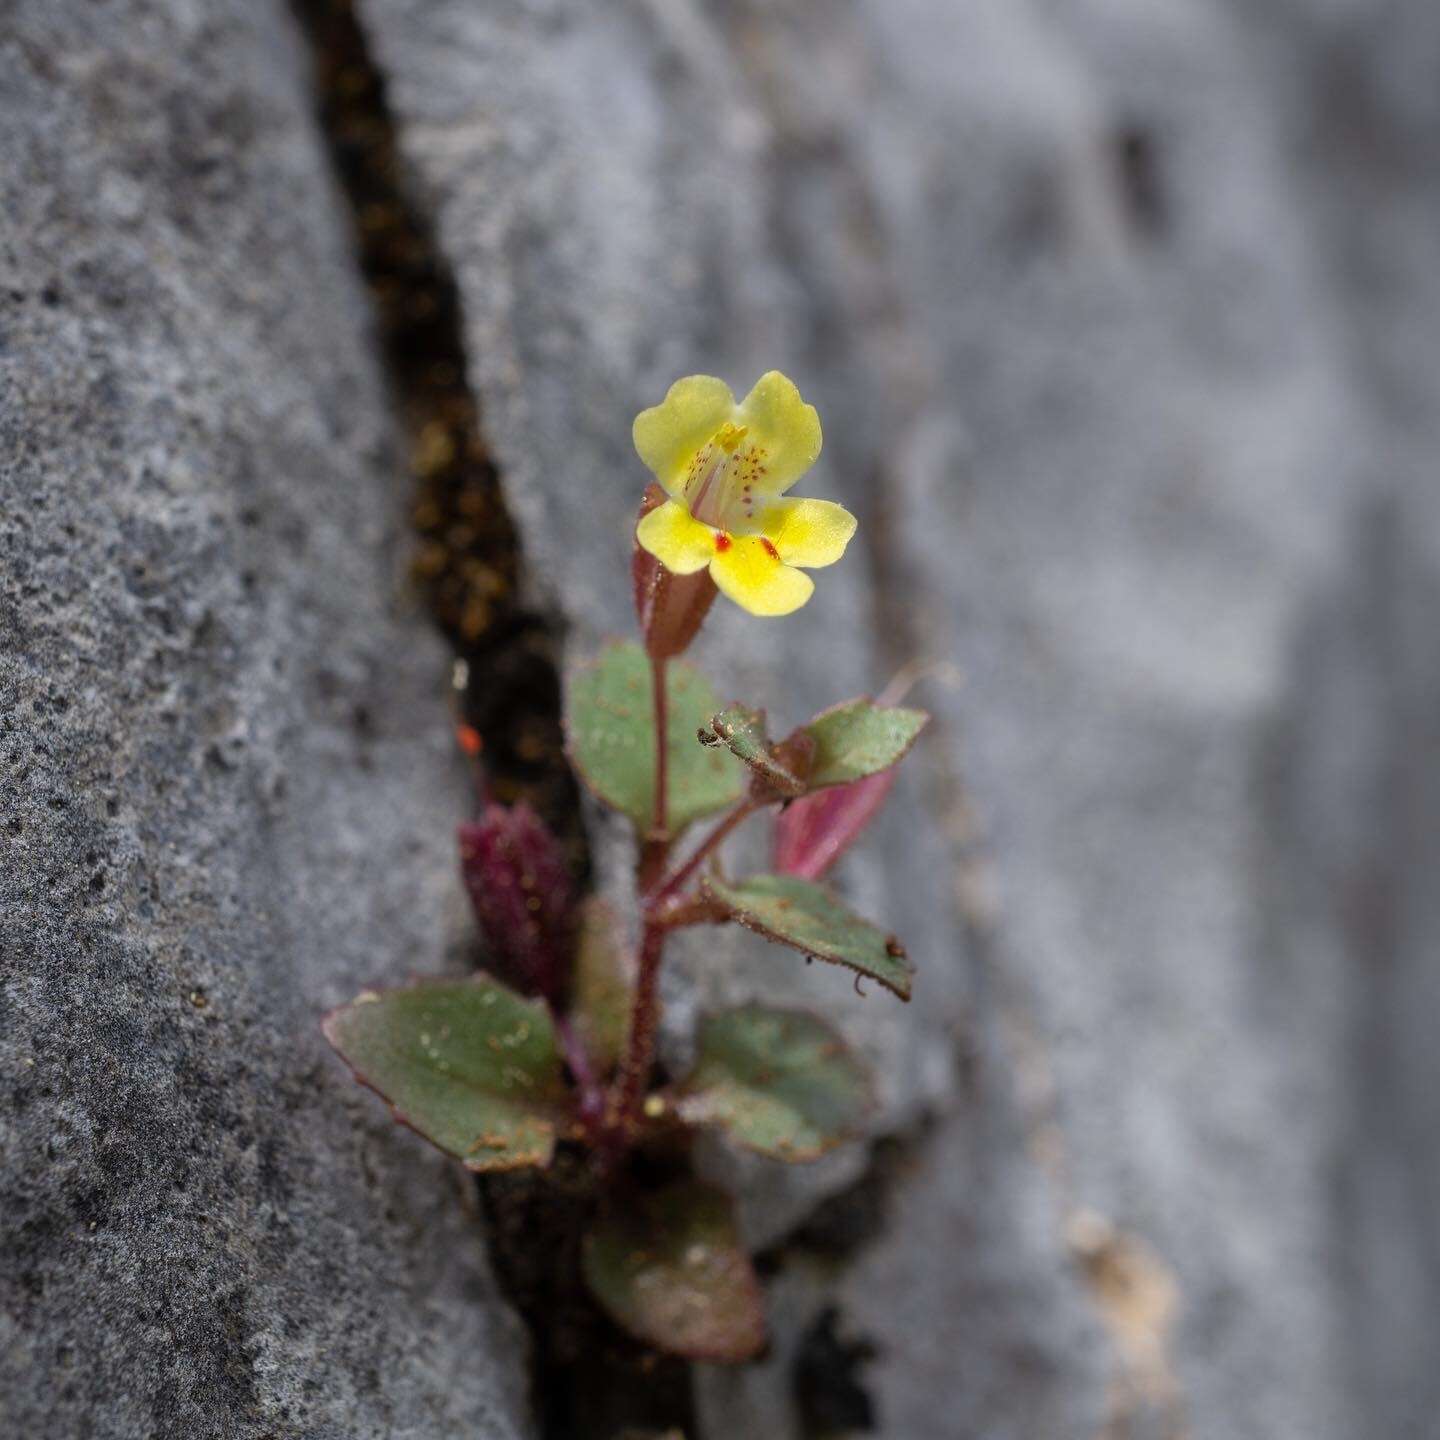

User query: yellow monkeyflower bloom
[633,372,856,617]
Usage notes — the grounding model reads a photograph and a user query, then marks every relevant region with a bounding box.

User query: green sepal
[802,698,928,789]
[566,641,743,835]
[701,704,810,797]
[672,1004,874,1161]
[581,1178,766,1362]
[322,976,570,1171]
[568,897,634,1078]
[702,873,913,1001]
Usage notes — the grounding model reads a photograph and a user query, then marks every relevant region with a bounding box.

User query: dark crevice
[287,5,692,1437]
[289,0,583,857]
[756,1122,936,1438]
[793,1305,878,1438]
[481,1151,698,1440]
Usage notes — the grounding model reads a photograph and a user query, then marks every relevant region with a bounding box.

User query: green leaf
[568,897,634,1077]
[702,874,913,1001]
[803,698,928,789]
[673,1005,874,1161]
[566,641,744,834]
[702,704,809,797]
[323,976,569,1171]
[582,1179,765,1362]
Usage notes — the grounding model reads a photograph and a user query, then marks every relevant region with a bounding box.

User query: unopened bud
[458,802,576,1005]
[632,483,717,659]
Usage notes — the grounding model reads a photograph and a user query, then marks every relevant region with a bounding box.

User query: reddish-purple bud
[772,771,897,881]
[632,483,717,660]
[458,802,576,1005]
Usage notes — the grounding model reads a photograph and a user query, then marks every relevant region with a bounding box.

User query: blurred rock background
[4,1,1439,1437]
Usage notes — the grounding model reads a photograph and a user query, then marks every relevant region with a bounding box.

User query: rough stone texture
[359,0,1440,1436]
[0,4,531,1437]
[10,0,1440,1436]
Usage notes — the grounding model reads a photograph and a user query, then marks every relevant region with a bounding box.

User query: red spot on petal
[761,538,780,561]
[715,532,733,552]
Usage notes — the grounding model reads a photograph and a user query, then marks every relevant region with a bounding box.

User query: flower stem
[604,664,768,1149]
[606,920,666,1140]
[603,797,766,1145]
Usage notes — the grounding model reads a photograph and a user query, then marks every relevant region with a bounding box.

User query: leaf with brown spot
[802,697,928,789]
[703,874,913,1000]
[323,976,569,1171]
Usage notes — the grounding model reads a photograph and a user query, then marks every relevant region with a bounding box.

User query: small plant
[325,372,928,1362]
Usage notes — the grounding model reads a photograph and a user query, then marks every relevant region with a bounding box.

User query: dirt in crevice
[289,0,582,856]
[754,1125,934,1437]
[289,5,697,1436]
[481,1150,698,1440]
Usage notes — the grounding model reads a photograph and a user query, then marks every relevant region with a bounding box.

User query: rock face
[8,0,1440,1437]
[358,0,1440,1437]
[0,4,530,1437]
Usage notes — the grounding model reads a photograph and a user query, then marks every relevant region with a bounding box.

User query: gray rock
[359,0,1440,1435]
[0,3,531,1437]
[10,0,1440,1435]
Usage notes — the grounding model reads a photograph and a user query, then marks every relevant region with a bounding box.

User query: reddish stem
[647,799,759,907]
[602,657,770,1149]
[605,920,667,1140]
[603,797,765,1144]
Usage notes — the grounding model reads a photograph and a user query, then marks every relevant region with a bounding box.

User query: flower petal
[634,376,736,495]
[710,535,815,617]
[636,499,719,576]
[759,498,856,569]
[736,371,822,495]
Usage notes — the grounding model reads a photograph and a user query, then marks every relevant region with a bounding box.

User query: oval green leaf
[803,698,928,789]
[581,1179,766,1362]
[702,873,913,1001]
[674,1005,874,1161]
[323,976,569,1171]
[566,641,744,835]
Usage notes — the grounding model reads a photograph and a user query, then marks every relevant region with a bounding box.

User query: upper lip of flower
[631,371,857,618]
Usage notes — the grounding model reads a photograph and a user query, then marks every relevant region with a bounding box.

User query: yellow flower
[632,372,856,617]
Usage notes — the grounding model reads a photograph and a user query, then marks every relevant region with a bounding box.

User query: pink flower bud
[458,802,576,1005]
[772,771,897,881]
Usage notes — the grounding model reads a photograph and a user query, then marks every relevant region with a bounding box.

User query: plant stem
[604,661,767,1148]
[603,797,766,1144]
[647,799,759,907]
[650,654,669,842]
[606,920,666,1140]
